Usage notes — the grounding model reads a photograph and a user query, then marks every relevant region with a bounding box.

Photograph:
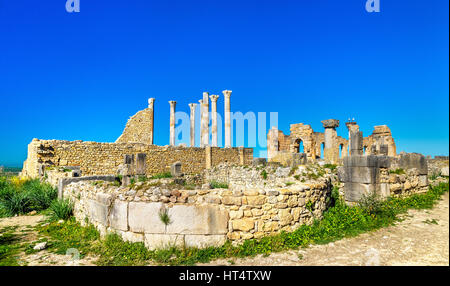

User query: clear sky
[0,0,448,167]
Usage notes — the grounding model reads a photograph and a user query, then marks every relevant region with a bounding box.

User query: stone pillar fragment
[267,127,279,161]
[223,90,232,148]
[210,95,219,147]
[169,101,177,146]
[148,98,155,145]
[321,119,340,164]
[350,131,364,155]
[345,121,359,156]
[188,103,197,147]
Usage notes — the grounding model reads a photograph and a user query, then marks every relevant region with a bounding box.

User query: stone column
[345,121,360,156]
[169,101,177,146]
[148,98,155,145]
[200,92,210,147]
[188,103,197,147]
[209,94,219,147]
[223,90,232,148]
[321,119,340,164]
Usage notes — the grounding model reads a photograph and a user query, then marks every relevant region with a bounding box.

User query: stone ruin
[337,128,428,203]
[17,92,442,250]
[267,119,396,165]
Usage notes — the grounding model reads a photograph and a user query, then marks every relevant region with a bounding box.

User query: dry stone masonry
[18,92,439,251]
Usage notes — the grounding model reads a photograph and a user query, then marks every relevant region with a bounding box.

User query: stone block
[117,231,144,243]
[246,195,266,206]
[87,199,109,226]
[379,183,390,198]
[418,175,428,187]
[96,192,112,206]
[128,202,166,234]
[136,153,147,175]
[337,166,347,182]
[441,166,449,177]
[344,183,375,202]
[166,205,228,235]
[395,153,428,175]
[144,234,185,250]
[171,162,182,177]
[222,196,242,205]
[348,166,378,184]
[109,200,128,231]
[184,235,226,248]
[232,218,255,232]
[344,155,391,168]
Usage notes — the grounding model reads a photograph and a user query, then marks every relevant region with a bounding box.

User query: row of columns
[167,90,232,147]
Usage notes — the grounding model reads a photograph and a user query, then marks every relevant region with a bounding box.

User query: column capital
[209,94,219,102]
[321,119,339,129]
[188,103,197,109]
[222,90,232,97]
[169,100,177,106]
[148,98,155,107]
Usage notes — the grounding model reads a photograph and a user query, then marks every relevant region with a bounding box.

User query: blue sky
[0,0,448,166]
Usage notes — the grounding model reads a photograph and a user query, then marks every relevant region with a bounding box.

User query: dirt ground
[1,192,448,266]
[0,215,96,266]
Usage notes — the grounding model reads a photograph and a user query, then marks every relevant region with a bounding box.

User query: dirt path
[202,192,449,266]
[0,215,97,266]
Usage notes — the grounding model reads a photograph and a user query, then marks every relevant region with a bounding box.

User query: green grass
[0,177,57,217]
[323,164,337,171]
[389,168,405,175]
[0,226,23,266]
[210,181,229,189]
[150,172,173,180]
[34,182,448,266]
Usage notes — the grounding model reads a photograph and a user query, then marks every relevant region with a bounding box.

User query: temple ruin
[267,119,396,165]
[18,91,434,250]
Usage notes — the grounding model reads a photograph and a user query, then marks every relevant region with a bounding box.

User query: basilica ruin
[19,91,435,250]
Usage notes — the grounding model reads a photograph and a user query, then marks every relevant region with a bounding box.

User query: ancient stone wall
[62,175,332,249]
[267,121,396,164]
[21,139,253,178]
[116,106,154,145]
[338,153,429,203]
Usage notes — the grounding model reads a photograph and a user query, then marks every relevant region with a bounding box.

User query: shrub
[0,178,57,217]
[23,179,57,211]
[0,192,31,216]
[47,199,73,221]
[357,192,384,216]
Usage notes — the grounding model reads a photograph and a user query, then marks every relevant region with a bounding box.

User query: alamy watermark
[66,1,379,13]
[66,0,80,13]
[365,0,380,13]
